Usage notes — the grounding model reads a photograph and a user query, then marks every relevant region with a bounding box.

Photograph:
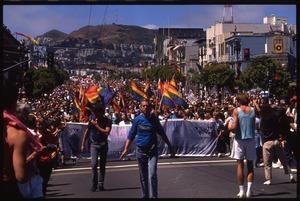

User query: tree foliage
[196,62,235,91]
[23,67,69,98]
[237,57,291,97]
[142,65,185,83]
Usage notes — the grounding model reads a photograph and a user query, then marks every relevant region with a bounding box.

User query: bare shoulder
[6,126,27,146]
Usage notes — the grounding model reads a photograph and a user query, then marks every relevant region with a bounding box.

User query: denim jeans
[136,146,158,198]
[90,141,108,187]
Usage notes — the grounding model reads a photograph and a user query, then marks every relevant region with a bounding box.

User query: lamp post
[233,38,241,76]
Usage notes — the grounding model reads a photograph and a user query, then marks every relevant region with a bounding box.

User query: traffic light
[243,48,250,60]
[268,79,273,89]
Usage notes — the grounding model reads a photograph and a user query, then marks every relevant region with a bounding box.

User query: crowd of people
[3,75,297,199]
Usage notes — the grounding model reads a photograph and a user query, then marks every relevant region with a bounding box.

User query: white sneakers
[237,191,253,198]
[237,191,245,198]
[290,174,296,183]
[272,161,282,169]
[246,191,254,198]
[264,175,296,185]
[224,152,231,156]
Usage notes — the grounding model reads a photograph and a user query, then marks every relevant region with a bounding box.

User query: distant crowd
[18,76,296,127]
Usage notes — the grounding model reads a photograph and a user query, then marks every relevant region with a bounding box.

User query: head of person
[236,93,250,106]
[3,79,19,112]
[140,99,152,117]
[36,117,46,132]
[92,102,105,118]
[260,104,275,120]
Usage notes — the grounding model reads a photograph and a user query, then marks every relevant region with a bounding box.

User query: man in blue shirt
[119,99,175,198]
[81,103,112,192]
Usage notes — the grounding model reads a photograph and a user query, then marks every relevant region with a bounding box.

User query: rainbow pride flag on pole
[131,80,149,102]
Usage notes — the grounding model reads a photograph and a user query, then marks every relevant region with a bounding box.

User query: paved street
[45,156,297,199]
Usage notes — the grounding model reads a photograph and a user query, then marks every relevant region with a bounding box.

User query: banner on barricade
[61,120,218,160]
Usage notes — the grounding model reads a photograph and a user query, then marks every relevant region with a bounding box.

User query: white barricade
[60,119,218,160]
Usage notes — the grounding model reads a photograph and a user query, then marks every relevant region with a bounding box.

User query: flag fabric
[85,85,100,104]
[170,75,178,90]
[165,82,188,109]
[98,85,116,108]
[74,93,81,110]
[111,97,122,115]
[73,85,89,122]
[161,90,176,108]
[79,96,88,122]
[73,85,82,109]
[118,91,127,112]
[186,90,197,105]
[157,78,164,99]
[131,80,149,102]
[144,75,154,98]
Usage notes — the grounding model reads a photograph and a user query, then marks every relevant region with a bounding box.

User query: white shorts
[230,138,256,160]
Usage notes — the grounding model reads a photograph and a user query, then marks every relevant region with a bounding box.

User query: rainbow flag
[98,85,116,108]
[73,85,89,122]
[144,75,154,98]
[165,82,188,109]
[111,97,122,115]
[161,90,175,108]
[85,85,101,104]
[118,91,127,111]
[157,78,164,99]
[131,80,149,102]
[170,75,178,90]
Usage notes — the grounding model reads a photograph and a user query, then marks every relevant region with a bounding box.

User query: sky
[3,4,297,38]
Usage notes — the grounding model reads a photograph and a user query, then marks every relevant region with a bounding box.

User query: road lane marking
[52,159,236,173]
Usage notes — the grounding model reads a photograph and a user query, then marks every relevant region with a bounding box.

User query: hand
[119,149,127,160]
[81,145,85,152]
[169,146,176,158]
[51,151,57,159]
[91,119,98,126]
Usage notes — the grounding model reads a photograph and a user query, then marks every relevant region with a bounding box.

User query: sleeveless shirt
[235,107,255,140]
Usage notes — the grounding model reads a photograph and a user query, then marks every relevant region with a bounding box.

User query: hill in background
[39,24,158,45]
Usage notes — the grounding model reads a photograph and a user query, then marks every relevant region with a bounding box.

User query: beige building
[203,15,296,67]
[204,22,270,65]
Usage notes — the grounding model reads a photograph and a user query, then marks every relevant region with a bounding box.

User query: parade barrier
[61,119,218,160]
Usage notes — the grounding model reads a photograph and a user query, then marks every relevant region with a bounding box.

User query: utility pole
[234,38,241,76]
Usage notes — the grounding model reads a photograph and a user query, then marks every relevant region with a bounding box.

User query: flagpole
[159,93,164,111]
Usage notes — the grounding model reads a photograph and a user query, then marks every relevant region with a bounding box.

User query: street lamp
[233,38,241,76]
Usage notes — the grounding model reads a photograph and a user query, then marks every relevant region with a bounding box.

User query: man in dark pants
[81,103,112,192]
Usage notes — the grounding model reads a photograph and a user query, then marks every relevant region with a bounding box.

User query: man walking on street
[228,93,256,198]
[119,99,175,198]
[81,103,112,192]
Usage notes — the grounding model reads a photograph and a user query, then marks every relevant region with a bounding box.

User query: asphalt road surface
[45,156,297,199]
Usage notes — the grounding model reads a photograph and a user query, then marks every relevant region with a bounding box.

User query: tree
[23,66,69,98]
[237,57,291,98]
[142,65,185,83]
[197,62,235,94]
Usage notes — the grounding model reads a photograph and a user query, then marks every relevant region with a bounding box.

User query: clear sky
[3,4,296,38]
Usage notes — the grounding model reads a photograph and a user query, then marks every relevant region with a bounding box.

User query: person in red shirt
[36,117,59,196]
